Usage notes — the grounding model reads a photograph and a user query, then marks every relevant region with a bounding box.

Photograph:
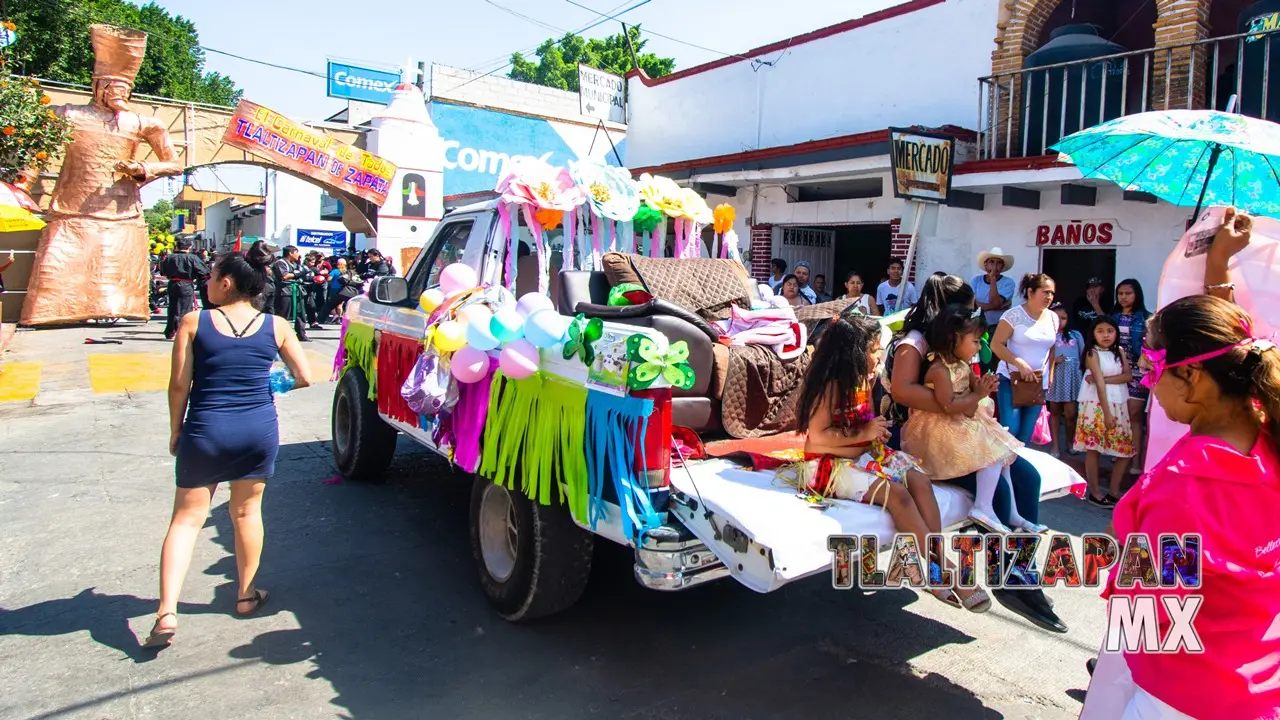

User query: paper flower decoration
[626,335,696,390]
[632,202,663,233]
[677,187,713,223]
[562,313,604,365]
[636,173,688,219]
[534,207,563,231]
[713,204,736,234]
[570,159,640,221]
[495,158,585,211]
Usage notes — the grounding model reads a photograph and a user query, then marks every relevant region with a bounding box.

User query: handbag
[1010,371,1045,408]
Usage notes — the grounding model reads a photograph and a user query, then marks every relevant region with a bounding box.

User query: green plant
[0,24,73,185]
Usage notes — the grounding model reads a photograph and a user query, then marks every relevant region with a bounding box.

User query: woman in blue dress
[145,244,313,649]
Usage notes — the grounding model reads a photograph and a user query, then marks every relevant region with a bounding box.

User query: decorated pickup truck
[329,159,1082,622]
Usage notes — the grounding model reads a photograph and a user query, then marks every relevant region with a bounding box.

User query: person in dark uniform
[362,248,393,280]
[160,239,209,340]
[271,245,309,342]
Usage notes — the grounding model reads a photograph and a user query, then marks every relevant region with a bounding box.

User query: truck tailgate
[668,449,1084,594]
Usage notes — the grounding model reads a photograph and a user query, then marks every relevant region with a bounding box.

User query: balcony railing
[977,26,1280,161]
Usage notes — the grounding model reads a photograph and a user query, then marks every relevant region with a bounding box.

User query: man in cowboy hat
[21,24,184,326]
[973,247,1017,328]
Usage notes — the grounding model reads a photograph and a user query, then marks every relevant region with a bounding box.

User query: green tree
[509,26,674,92]
[144,198,174,235]
[7,0,241,107]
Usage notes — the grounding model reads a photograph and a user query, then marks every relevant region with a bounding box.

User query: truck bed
[667,449,1084,593]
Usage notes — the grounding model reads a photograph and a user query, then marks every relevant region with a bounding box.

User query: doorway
[1041,248,1116,310]
[833,224,893,294]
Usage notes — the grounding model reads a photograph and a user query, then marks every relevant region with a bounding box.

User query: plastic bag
[1149,206,1280,465]
[269,361,296,395]
[1031,406,1052,446]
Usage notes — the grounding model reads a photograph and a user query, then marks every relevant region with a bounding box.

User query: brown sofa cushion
[600,252,641,288]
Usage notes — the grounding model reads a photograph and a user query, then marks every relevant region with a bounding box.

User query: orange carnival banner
[222,99,396,206]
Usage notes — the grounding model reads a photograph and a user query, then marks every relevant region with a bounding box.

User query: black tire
[469,475,593,622]
[331,367,398,483]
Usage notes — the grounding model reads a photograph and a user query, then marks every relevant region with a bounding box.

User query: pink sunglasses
[1141,319,1275,389]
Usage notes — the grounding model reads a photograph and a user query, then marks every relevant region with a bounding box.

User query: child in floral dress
[1074,316,1135,506]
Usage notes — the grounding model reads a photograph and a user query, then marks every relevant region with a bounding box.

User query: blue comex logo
[327,62,402,104]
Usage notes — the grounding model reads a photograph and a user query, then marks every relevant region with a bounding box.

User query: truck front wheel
[469,476,593,622]
[331,368,398,483]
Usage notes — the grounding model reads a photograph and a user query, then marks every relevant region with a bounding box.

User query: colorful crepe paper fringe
[342,321,377,400]
[479,372,589,519]
[375,332,422,425]
[585,390,662,540]
[452,360,496,474]
[331,315,350,382]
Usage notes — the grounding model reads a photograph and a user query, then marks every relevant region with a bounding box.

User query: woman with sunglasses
[1081,208,1280,720]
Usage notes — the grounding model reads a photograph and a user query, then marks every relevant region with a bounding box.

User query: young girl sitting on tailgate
[786,309,991,612]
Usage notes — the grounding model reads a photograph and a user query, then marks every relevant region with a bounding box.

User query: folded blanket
[720,344,813,438]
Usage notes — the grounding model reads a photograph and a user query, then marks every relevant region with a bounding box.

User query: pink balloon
[451,346,490,384]
[498,339,540,380]
[439,263,479,295]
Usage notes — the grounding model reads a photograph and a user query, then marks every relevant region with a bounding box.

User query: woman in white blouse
[990,273,1058,444]
[838,270,876,315]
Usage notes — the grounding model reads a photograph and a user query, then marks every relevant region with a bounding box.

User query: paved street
[0,318,1108,720]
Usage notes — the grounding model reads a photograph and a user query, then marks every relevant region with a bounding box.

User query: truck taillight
[630,388,672,489]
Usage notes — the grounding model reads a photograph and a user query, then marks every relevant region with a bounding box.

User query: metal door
[774,227,836,291]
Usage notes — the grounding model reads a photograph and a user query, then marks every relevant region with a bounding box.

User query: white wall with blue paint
[429,64,627,199]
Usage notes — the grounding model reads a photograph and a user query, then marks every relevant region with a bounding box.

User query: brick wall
[989,0,1213,156]
[750,225,773,282]
[888,218,919,284]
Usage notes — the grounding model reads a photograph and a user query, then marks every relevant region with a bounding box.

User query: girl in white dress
[1073,316,1135,507]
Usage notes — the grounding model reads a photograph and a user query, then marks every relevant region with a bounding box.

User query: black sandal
[235,588,269,617]
[143,612,177,649]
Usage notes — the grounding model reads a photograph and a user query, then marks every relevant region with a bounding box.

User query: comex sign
[442,140,553,178]
[327,61,401,104]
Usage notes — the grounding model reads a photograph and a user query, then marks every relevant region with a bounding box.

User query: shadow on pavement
[192,439,1009,719]
[0,587,217,664]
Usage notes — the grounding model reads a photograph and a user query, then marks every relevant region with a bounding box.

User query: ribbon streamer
[520,204,549,296]
[562,205,577,273]
[498,202,515,290]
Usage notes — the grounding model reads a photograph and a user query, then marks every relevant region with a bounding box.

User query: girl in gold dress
[903,305,1046,534]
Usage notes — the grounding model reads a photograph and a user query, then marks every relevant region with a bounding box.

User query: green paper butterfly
[625,334,696,391]
[563,313,604,366]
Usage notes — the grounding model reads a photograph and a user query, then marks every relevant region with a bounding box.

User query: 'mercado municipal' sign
[327,60,402,104]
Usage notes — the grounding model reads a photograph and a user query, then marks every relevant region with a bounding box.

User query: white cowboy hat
[977,247,1015,272]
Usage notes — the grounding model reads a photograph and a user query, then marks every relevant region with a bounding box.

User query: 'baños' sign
[1032,219,1133,248]
[222,100,397,206]
[889,128,955,203]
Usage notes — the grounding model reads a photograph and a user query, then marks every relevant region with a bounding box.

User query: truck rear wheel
[331,368,397,483]
[469,476,593,622]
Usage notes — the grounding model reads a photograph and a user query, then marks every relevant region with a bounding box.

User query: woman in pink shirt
[1081,292,1280,719]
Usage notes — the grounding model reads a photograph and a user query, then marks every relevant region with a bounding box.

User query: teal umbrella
[1050,109,1280,219]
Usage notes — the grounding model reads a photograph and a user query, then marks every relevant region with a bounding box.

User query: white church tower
[362,62,445,270]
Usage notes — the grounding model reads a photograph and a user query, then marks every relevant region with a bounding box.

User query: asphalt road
[0,319,1108,720]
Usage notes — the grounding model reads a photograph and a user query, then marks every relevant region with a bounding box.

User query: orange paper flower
[534,207,563,231]
[713,204,736,234]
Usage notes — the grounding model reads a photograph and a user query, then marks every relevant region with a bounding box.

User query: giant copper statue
[21,24,183,326]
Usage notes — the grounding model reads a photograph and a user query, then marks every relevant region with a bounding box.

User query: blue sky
[147,0,898,202]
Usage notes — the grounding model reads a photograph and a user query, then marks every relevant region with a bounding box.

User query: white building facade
[625,0,1269,308]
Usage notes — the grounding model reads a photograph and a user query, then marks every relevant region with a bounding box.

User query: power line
[481,0,566,35]
[562,0,744,59]
[16,0,327,79]
[447,0,654,93]
[464,0,639,75]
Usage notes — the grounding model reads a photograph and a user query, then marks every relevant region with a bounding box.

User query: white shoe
[967,508,1012,534]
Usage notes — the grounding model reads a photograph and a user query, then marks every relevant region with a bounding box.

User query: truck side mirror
[369,276,409,305]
